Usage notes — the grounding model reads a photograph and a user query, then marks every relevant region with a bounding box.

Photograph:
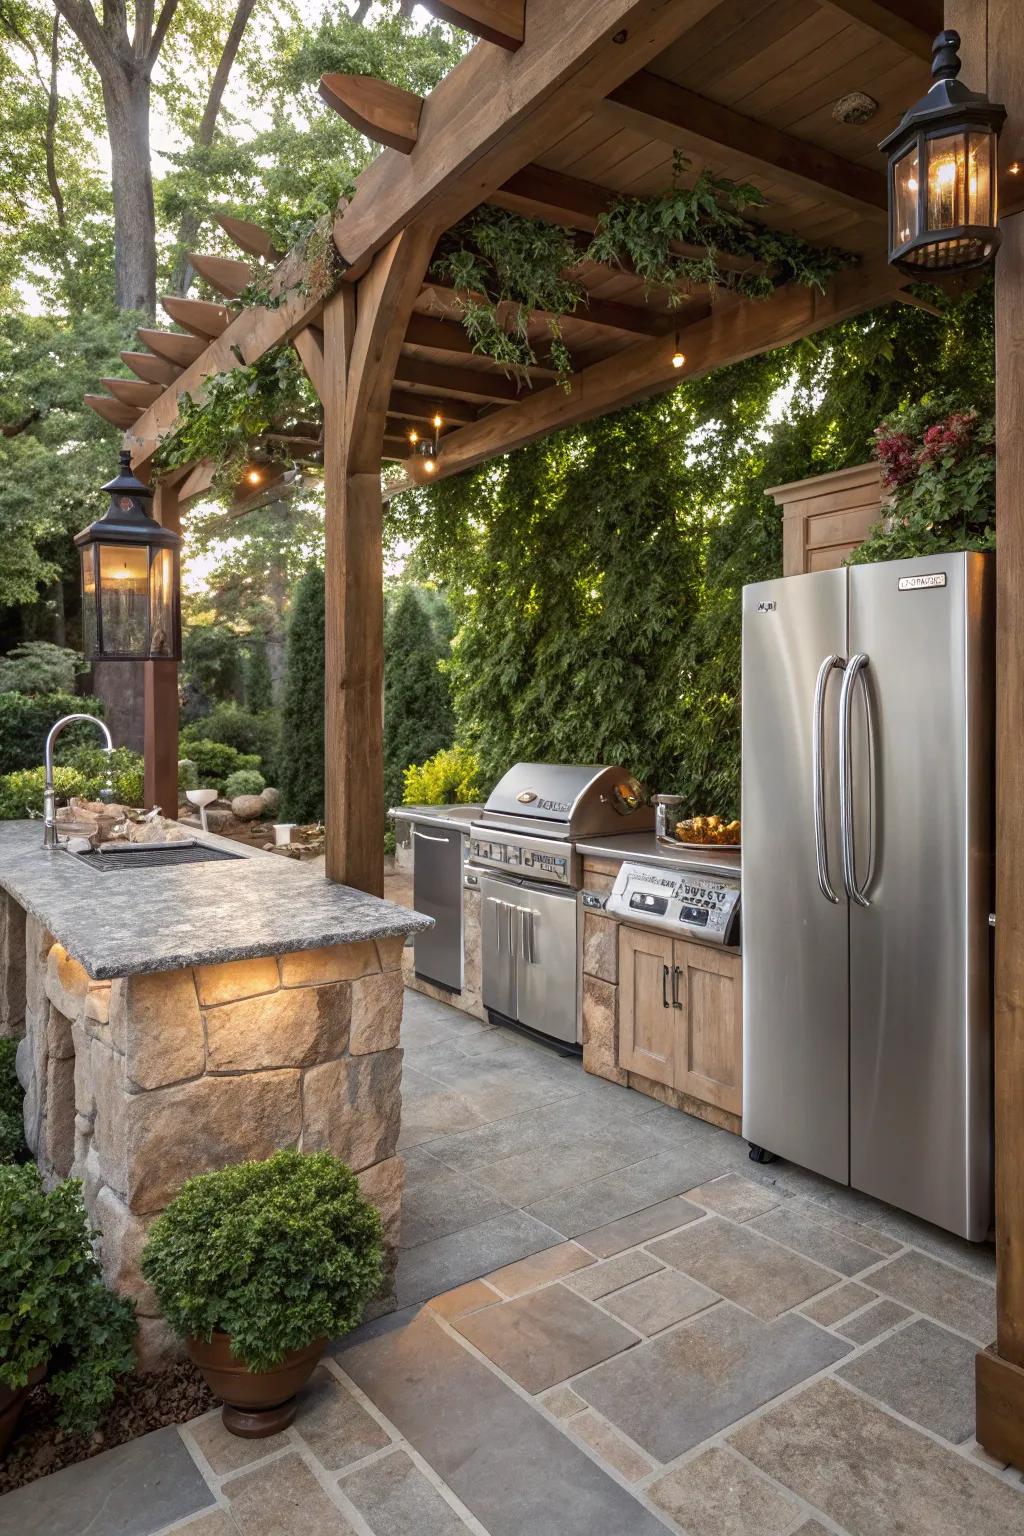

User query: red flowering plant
[849,396,995,566]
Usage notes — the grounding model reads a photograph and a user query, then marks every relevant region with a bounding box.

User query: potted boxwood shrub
[0,1164,136,1454]
[140,1149,383,1438]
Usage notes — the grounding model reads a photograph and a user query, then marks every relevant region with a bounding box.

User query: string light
[671,332,685,369]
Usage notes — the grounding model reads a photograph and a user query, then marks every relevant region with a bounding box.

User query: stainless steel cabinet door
[847,553,993,1239]
[516,882,580,1044]
[742,569,850,1182]
[412,824,464,991]
[480,875,517,1020]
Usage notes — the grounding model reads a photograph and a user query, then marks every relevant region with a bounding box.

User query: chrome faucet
[43,714,114,849]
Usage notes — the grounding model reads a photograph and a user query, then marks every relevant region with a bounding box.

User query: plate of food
[664,815,740,849]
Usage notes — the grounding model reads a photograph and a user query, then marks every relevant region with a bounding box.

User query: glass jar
[653,793,684,845]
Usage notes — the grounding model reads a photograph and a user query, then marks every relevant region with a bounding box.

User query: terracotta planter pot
[0,1362,46,1457]
[187,1332,326,1438]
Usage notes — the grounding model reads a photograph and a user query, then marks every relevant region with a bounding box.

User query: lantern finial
[932,31,962,84]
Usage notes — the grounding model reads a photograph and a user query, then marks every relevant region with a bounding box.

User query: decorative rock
[260,786,280,812]
[231,794,266,821]
[124,1069,303,1213]
[301,1049,403,1171]
[204,983,351,1072]
[280,942,379,986]
[111,971,205,1091]
[203,805,236,833]
[195,956,279,1006]
[349,970,404,1055]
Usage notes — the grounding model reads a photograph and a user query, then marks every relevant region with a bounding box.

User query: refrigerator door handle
[812,653,845,904]
[839,652,872,908]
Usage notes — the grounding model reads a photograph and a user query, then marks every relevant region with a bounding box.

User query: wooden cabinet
[618,926,742,1116]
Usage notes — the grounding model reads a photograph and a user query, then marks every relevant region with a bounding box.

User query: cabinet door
[673,941,743,1115]
[618,926,676,1087]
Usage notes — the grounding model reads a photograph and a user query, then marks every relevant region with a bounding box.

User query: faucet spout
[43,714,114,849]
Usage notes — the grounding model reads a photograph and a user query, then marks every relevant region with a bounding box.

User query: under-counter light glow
[246,469,262,485]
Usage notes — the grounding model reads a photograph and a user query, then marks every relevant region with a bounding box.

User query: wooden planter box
[767,462,883,577]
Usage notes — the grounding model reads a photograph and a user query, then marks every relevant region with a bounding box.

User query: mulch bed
[0,1361,217,1494]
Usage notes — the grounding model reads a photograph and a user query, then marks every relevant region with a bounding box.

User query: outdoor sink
[64,841,243,873]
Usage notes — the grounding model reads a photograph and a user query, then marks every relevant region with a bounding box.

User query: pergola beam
[385,259,911,494]
[419,0,525,49]
[605,72,888,216]
[160,296,231,340]
[319,74,423,153]
[818,0,940,59]
[137,328,206,367]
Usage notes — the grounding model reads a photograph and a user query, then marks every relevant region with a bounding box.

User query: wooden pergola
[84,0,1024,1465]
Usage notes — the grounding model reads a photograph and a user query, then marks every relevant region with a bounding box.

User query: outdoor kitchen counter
[575,832,740,880]
[0,819,432,981]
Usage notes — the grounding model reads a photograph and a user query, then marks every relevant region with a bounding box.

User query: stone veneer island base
[0,824,431,1367]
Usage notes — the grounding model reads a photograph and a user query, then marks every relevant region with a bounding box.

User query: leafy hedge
[403,746,481,806]
[176,737,261,794]
[0,746,147,820]
[0,693,105,776]
[0,1039,26,1165]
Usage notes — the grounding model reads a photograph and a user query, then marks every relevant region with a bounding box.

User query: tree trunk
[101,65,157,316]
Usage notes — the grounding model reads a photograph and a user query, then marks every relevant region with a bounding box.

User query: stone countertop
[390,804,483,836]
[0,821,432,981]
[576,832,741,880]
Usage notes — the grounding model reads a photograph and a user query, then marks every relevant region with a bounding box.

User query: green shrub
[62,745,146,808]
[244,644,274,714]
[140,1150,383,1372]
[182,703,280,782]
[0,765,88,819]
[223,768,266,800]
[179,759,199,793]
[384,587,454,813]
[0,693,104,776]
[403,746,482,806]
[178,738,261,793]
[279,567,325,823]
[0,1164,136,1431]
[0,1039,26,1165]
[0,643,85,696]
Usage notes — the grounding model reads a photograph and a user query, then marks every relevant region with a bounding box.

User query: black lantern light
[880,30,1006,274]
[75,451,181,661]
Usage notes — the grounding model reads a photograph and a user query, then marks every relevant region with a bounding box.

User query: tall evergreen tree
[244,641,274,713]
[278,566,324,823]
[383,588,454,811]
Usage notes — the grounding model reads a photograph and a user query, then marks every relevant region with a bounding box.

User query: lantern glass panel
[81,548,97,657]
[148,547,176,658]
[99,543,149,655]
[893,144,920,248]
[966,129,993,223]
[926,131,971,229]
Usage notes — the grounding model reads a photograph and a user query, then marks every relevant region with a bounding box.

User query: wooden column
[953,0,1024,1466]
[321,224,439,893]
[144,479,181,818]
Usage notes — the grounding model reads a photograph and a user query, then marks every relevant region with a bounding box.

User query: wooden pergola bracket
[215,214,284,264]
[319,74,424,153]
[420,0,525,50]
[102,377,163,409]
[188,253,253,299]
[84,394,141,429]
[161,296,232,340]
[121,351,181,386]
[137,327,207,367]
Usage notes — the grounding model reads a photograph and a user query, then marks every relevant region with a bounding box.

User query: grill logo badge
[516,790,537,803]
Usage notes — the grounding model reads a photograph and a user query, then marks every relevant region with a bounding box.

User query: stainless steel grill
[468,763,654,889]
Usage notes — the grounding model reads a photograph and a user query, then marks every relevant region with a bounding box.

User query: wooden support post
[953,0,1024,1468]
[322,224,439,893]
[144,480,181,819]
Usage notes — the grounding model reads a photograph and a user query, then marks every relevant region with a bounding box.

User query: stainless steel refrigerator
[741,552,994,1241]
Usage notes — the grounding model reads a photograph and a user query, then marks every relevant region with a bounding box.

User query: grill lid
[480,763,653,839]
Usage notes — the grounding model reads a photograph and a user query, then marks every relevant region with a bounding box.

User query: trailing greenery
[849,397,995,565]
[431,161,854,382]
[0,1040,26,1165]
[0,692,103,776]
[0,1164,136,1431]
[383,588,455,814]
[140,1150,383,1372]
[392,282,994,816]
[402,745,482,807]
[279,565,325,823]
[0,644,85,696]
[223,768,266,800]
[152,347,318,486]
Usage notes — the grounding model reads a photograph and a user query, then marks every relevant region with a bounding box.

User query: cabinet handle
[672,964,683,1010]
[662,963,670,1009]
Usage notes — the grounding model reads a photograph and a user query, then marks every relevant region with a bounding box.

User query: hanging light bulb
[432,411,444,430]
[671,332,685,369]
[407,427,419,445]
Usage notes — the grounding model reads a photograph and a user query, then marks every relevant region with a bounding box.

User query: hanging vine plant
[152,346,321,492]
[431,154,855,387]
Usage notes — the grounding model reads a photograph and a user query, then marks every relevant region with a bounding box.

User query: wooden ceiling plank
[319,74,424,153]
[817,0,939,60]
[419,0,525,49]
[188,253,253,299]
[215,215,284,263]
[422,275,670,337]
[388,389,479,424]
[606,70,886,215]
[84,395,140,429]
[160,295,232,340]
[101,377,162,408]
[136,328,207,366]
[393,354,544,402]
[385,258,911,491]
[121,351,180,386]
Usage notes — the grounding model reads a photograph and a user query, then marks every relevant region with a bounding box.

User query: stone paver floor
[4,986,1019,1536]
